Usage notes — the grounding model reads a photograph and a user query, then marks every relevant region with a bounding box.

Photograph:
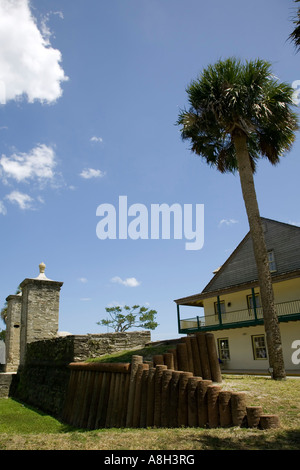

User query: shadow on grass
[3,398,300,450]
[192,429,300,450]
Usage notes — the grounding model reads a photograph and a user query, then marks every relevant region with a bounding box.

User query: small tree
[97,305,158,332]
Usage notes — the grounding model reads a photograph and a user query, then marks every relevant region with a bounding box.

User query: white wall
[213,322,300,371]
[202,277,300,371]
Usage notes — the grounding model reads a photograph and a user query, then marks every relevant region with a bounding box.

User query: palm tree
[289,0,300,51]
[177,58,298,380]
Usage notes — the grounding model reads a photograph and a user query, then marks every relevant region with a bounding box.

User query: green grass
[0,399,72,434]
[87,342,177,364]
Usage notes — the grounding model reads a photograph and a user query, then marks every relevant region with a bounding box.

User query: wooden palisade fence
[62,332,280,430]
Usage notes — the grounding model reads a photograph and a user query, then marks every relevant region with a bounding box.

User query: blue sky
[0,0,300,341]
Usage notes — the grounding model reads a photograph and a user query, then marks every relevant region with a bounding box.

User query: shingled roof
[175,218,300,306]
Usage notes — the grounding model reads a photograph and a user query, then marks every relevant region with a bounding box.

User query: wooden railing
[179,299,300,333]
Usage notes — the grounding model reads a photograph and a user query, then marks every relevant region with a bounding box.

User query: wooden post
[140,367,150,428]
[96,372,111,428]
[259,414,280,429]
[178,372,193,427]
[146,367,156,427]
[105,372,117,427]
[205,333,222,383]
[163,353,174,370]
[153,365,167,427]
[207,385,221,428]
[231,392,247,427]
[81,371,96,428]
[181,337,194,373]
[114,372,127,428]
[161,369,173,427]
[190,336,202,377]
[133,363,148,427]
[196,379,212,428]
[176,342,190,372]
[120,373,130,427]
[187,377,202,427]
[246,406,263,428]
[219,390,232,427]
[126,355,143,427]
[196,333,211,380]
[153,355,164,366]
[87,371,104,429]
[168,348,178,370]
[169,371,181,427]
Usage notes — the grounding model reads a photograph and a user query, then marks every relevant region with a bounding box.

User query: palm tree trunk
[233,130,286,380]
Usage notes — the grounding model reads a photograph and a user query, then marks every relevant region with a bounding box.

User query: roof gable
[202,218,300,294]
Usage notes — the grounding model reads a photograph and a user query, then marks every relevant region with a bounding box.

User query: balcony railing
[178,299,300,333]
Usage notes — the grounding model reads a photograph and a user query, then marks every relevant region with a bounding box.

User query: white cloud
[37,195,45,204]
[90,136,103,143]
[218,219,238,227]
[0,0,68,104]
[0,201,7,215]
[80,298,91,302]
[80,168,105,179]
[40,11,64,46]
[111,276,141,287]
[5,190,33,210]
[0,144,57,184]
[78,277,88,283]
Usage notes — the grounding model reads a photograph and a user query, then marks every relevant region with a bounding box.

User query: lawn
[0,374,299,450]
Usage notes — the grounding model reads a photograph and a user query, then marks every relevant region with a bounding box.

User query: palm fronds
[177,58,299,174]
[289,0,300,51]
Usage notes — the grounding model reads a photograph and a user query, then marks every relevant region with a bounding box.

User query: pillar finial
[39,262,46,274]
[35,262,50,280]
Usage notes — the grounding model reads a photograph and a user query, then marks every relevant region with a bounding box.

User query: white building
[175,218,300,374]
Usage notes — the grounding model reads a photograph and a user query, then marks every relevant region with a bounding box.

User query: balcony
[177,299,300,334]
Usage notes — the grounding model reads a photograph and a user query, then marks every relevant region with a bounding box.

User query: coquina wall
[13,331,151,417]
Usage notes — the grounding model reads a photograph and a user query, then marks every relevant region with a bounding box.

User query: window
[247,293,261,310]
[218,338,230,361]
[252,334,267,360]
[214,300,225,317]
[268,250,277,272]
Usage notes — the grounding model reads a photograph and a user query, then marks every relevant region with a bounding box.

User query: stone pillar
[19,262,63,367]
[4,293,22,372]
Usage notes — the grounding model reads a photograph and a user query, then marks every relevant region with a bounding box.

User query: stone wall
[70,331,152,361]
[13,331,151,417]
[4,295,21,372]
[19,277,63,366]
[22,331,151,364]
[0,373,17,398]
